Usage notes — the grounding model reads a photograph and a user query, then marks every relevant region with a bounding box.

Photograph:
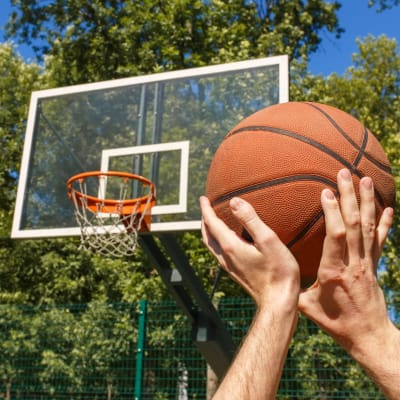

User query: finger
[319,188,346,264]
[229,197,282,253]
[376,207,394,256]
[200,199,224,266]
[200,196,232,267]
[359,177,376,256]
[337,168,361,259]
[200,196,232,241]
[200,196,251,270]
[201,215,223,260]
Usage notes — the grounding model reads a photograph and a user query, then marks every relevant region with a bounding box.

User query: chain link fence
[0,297,395,399]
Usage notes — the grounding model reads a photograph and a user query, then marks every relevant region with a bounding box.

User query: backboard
[12,55,289,238]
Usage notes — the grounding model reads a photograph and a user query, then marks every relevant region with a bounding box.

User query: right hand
[299,169,395,353]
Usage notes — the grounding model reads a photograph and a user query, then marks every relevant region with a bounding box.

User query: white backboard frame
[12,55,289,238]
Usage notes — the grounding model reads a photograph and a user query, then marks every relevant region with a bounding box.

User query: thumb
[229,197,281,252]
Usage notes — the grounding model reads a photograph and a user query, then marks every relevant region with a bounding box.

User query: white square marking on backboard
[100,141,190,215]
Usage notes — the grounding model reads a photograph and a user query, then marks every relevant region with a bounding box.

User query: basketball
[205,101,396,287]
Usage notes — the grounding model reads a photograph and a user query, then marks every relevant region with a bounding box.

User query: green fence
[0,297,395,399]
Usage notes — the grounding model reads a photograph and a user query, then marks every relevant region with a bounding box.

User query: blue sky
[0,0,399,76]
[308,0,399,75]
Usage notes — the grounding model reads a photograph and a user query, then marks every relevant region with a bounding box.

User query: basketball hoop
[67,171,156,257]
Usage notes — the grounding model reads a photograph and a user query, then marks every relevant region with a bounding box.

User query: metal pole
[133,85,148,197]
[139,234,236,379]
[134,299,147,400]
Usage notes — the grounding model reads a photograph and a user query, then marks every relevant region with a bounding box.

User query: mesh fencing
[0,297,395,399]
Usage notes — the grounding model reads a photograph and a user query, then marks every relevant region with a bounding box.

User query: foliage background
[0,299,391,399]
[0,0,399,397]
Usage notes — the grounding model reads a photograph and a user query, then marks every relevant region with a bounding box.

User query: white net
[68,172,155,257]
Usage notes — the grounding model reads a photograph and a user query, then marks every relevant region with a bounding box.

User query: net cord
[69,174,155,257]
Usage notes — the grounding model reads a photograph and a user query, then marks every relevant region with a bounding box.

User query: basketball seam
[229,124,391,175]
[304,103,362,151]
[227,125,385,207]
[353,126,368,168]
[211,175,337,249]
[229,125,361,175]
[211,175,337,206]
[305,102,392,174]
[287,209,324,248]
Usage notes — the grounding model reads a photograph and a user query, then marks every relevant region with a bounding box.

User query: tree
[2,0,399,309]
[1,1,399,397]
[0,44,41,237]
[32,307,80,396]
[0,44,49,305]
[5,0,343,84]
[0,0,345,306]
[368,0,400,11]
[70,302,137,400]
[0,305,37,400]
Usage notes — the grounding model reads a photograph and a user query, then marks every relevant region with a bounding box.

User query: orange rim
[67,171,156,215]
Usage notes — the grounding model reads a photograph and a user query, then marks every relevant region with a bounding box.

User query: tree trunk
[107,382,112,400]
[5,381,11,400]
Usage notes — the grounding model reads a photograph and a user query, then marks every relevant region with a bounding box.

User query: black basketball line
[360,129,392,173]
[287,209,325,249]
[242,208,326,249]
[227,125,385,207]
[305,102,362,150]
[212,175,337,249]
[212,174,337,206]
[353,126,368,167]
[229,125,361,175]
[305,102,392,174]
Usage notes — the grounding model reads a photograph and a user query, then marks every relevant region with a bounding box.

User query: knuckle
[346,211,361,228]
[329,225,346,241]
[362,221,376,236]
[257,230,278,247]
[318,267,345,283]
[237,207,258,226]
[231,199,259,226]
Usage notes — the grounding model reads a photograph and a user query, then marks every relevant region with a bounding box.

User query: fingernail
[230,197,244,211]
[323,189,335,200]
[385,207,394,217]
[339,169,352,181]
[361,177,373,190]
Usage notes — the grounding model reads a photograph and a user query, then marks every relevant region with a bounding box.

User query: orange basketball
[205,102,395,287]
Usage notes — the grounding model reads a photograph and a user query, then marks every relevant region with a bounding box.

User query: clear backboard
[12,55,288,238]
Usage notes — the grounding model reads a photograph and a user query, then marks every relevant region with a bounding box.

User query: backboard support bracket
[139,234,236,378]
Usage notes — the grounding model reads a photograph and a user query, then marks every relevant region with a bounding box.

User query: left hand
[200,196,300,309]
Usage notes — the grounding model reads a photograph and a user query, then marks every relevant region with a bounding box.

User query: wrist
[348,319,400,369]
[258,283,300,320]
[258,276,300,313]
[345,320,400,399]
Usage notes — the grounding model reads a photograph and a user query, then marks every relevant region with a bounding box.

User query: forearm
[348,321,400,400]
[213,299,298,400]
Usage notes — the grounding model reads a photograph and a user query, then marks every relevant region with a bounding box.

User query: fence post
[134,299,147,400]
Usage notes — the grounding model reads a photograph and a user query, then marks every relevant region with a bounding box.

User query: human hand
[200,195,300,309]
[298,168,395,354]
[201,196,300,399]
